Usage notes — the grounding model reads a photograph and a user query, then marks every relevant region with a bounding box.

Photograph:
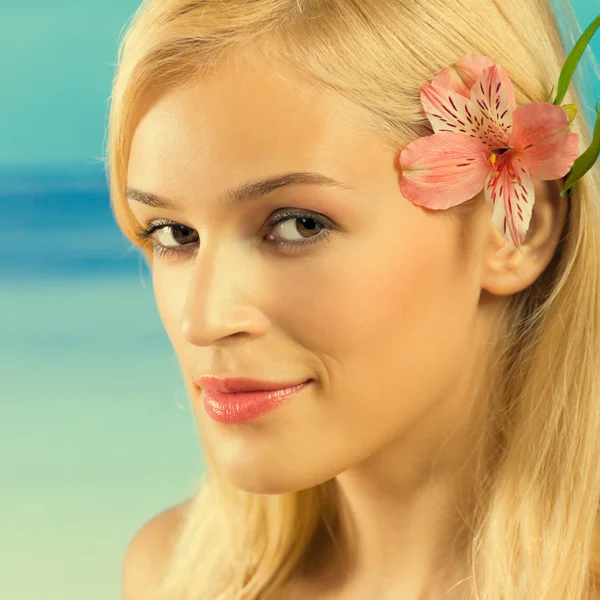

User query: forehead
[127,49,377,193]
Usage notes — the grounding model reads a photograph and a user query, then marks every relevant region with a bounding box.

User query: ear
[481,178,569,296]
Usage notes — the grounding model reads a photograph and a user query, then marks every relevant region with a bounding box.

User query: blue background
[1,2,598,599]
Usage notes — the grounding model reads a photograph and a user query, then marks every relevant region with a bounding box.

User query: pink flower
[399,54,580,247]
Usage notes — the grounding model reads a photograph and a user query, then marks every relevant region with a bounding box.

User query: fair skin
[126,49,568,599]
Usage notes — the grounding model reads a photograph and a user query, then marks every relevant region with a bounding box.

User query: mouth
[201,379,314,424]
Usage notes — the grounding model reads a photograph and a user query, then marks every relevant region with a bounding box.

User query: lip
[195,376,311,394]
[200,379,313,424]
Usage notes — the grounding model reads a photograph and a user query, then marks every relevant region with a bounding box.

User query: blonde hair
[105,1,600,598]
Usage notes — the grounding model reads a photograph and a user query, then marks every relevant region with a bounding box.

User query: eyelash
[132,209,334,260]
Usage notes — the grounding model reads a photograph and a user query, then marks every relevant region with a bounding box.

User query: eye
[265,209,333,251]
[133,209,335,260]
[132,220,197,260]
[154,223,198,250]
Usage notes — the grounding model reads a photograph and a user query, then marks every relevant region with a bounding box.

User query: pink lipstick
[197,377,313,424]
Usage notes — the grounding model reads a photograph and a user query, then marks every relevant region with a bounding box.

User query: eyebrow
[125,171,354,211]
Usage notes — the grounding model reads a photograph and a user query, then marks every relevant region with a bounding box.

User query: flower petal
[421,84,507,152]
[470,65,517,143]
[432,54,495,98]
[484,152,535,247]
[510,103,580,180]
[400,131,492,209]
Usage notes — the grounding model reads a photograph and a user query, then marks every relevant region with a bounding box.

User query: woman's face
[126,50,496,494]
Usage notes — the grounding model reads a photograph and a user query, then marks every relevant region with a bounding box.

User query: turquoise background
[0,2,598,600]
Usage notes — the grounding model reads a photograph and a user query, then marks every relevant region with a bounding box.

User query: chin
[222,465,320,495]
[213,453,339,495]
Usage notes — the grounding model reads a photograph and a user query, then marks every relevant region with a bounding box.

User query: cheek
[152,268,189,354]
[278,223,477,427]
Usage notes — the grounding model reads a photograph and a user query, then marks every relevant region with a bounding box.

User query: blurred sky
[0,0,141,166]
[0,0,599,166]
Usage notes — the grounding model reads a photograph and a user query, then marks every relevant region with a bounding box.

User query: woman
[107,0,600,598]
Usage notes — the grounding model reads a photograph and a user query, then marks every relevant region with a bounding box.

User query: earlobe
[481,179,569,297]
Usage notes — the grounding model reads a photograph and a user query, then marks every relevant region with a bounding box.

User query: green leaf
[560,101,600,197]
[552,15,600,106]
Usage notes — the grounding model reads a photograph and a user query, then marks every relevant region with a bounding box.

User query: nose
[179,241,268,346]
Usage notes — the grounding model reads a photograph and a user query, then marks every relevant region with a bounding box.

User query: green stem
[560,101,600,197]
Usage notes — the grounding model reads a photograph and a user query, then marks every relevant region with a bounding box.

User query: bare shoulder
[122,498,193,600]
